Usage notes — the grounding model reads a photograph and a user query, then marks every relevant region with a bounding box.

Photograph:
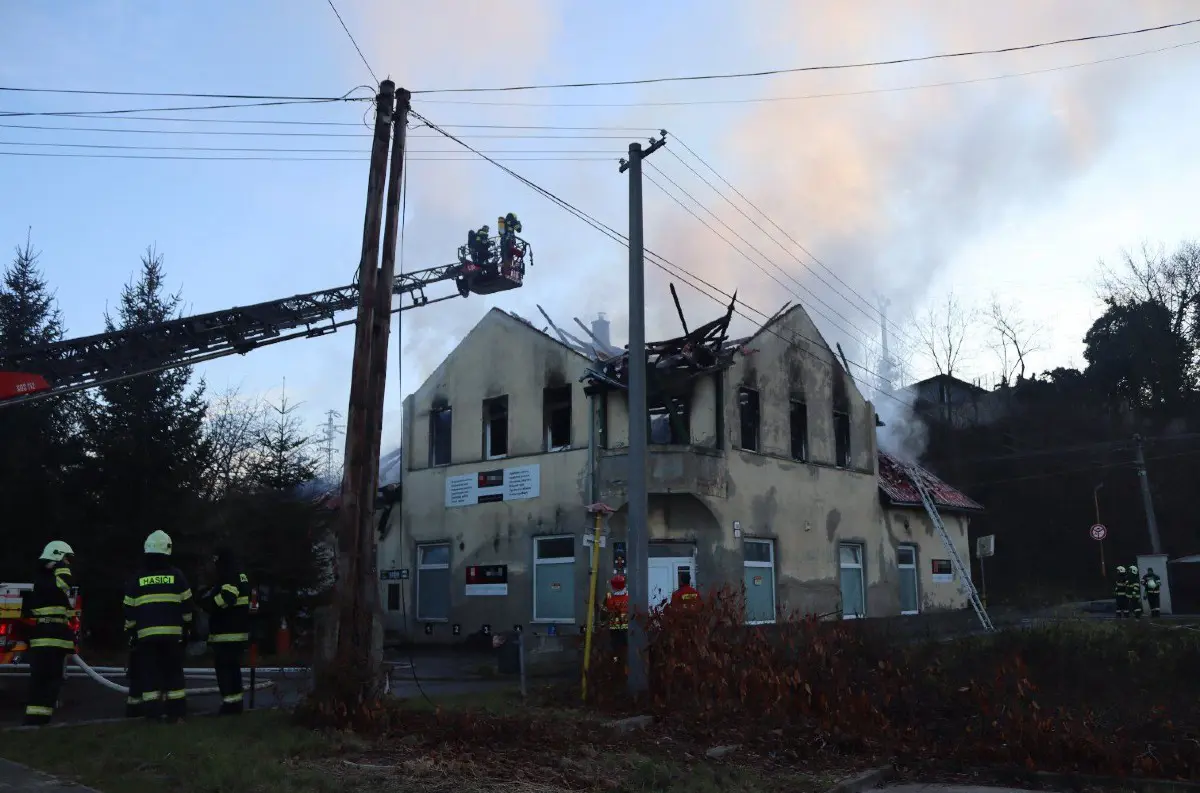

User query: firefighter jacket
[602,591,629,630]
[202,572,251,644]
[22,565,75,651]
[1143,573,1162,594]
[670,585,701,610]
[123,560,195,643]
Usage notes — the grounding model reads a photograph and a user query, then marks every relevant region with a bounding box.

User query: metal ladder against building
[905,465,995,633]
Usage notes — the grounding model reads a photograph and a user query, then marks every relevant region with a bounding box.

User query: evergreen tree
[79,247,211,632]
[250,383,318,491]
[0,233,81,578]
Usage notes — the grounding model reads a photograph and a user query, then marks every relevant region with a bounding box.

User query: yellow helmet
[40,540,74,563]
[144,530,173,556]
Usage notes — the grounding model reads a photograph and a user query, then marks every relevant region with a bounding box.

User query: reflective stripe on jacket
[24,566,75,650]
[124,566,194,642]
[204,572,251,644]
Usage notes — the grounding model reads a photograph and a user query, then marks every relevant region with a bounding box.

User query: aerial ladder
[0,232,532,407]
[903,463,995,633]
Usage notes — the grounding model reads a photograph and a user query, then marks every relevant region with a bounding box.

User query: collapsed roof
[877,450,983,513]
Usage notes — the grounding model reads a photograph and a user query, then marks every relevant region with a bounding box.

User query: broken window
[429,406,452,466]
[482,396,508,459]
[648,395,689,445]
[834,410,851,468]
[789,399,808,462]
[543,386,572,451]
[738,387,759,452]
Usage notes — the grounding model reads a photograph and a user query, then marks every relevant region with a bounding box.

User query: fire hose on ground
[0,655,278,697]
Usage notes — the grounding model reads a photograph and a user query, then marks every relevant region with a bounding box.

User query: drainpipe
[588,391,598,502]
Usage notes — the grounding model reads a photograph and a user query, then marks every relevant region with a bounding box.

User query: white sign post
[974,535,995,607]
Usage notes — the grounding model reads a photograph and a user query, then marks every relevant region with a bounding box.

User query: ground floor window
[533,535,575,623]
[416,543,450,621]
[839,543,865,619]
[897,545,919,615]
[742,539,776,624]
[387,583,401,612]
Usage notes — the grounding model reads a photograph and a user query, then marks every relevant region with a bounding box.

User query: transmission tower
[319,409,346,484]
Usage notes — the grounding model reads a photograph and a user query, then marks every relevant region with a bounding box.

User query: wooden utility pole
[324,79,408,700]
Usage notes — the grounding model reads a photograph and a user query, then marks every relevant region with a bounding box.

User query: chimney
[591,313,611,349]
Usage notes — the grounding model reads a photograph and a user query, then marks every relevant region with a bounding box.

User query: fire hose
[0,656,276,697]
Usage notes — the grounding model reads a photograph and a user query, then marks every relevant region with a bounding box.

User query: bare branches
[1098,239,1200,340]
[986,296,1044,384]
[912,291,976,380]
[201,386,266,500]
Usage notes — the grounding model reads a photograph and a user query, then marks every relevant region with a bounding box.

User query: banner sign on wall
[466,564,509,596]
[445,464,540,508]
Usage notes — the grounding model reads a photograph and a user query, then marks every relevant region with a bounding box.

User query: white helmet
[144,530,173,556]
[39,540,74,563]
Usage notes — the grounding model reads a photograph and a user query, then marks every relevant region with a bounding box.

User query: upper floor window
[738,387,759,452]
[649,395,689,445]
[429,406,452,466]
[483,396,508,459]
[789,399,808,462]
[833,409,850,468]
[543,386,572,451]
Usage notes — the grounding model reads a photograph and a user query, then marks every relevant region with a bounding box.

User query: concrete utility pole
[1132,434,1164,555]
[618,131,667,695]
[327,80,409,698]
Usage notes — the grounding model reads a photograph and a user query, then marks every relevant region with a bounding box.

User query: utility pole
[1132,434,1164,555]
[618,130,667,696]
[325,79,407,699]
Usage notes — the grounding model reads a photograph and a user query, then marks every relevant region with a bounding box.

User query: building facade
[379,306,982,646]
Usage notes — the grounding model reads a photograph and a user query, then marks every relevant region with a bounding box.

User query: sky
[2,0,1199,464]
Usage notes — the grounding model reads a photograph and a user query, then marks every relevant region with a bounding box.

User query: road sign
[975,535,995,558]
[1090,524,1107,541]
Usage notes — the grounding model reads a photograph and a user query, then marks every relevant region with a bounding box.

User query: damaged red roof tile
[877,450,983,512]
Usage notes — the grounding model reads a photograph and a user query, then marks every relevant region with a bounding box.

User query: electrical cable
[417,38,1200,107]
[962,446,1200,488]
[411,18,1200,93]
[0,150,620,162]
[325,0,379,84]
[0,86,371,101]
[666,136,913,346]
[0,113,662,131]
[0,97,365,119]
[0,140,628,154]
[0,123,641,139]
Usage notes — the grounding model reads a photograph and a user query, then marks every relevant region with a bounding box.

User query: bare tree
[201,387,264,499]
[986,295,1044,384]
[1098,240,1200,340]
[912,291,976,380]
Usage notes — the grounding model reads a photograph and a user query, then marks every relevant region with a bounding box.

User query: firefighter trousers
[211,642,245,714]
[135,640,187,722]
[125,645,144,717]
[1147,592,1161,618]
[23,647,68,726]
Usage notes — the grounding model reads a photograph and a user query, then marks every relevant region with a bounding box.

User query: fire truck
[0,582,82,665]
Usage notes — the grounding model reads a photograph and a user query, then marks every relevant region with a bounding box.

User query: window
[429,406,452,466]
[649,395,689,445]
[839,543,865,619]
[790,399,808,461]
[482,396,509,459]
[387,583,401,612]
[416,543,450,621]
[738,387,759,451]
[743,539,776,624]
[543,386,572,451]
[897,545,919,615]
[931,559,954,583]
[833,410,851,468]
[533,536,575,623]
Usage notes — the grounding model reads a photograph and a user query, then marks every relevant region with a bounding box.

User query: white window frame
[838,542,865,620]
[743,538,776,625]
[532,535,575,624]
[897,544,919,616]
[543,386,572,452]
[415,542,450,622]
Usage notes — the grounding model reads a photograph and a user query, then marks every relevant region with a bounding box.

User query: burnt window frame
[428,405,452,467]
[542,385,572,452]
[789,399,808,462]
[648,393,690,445]
[482,395,509,460]
[833,409,851,468]
[738,386,760,452]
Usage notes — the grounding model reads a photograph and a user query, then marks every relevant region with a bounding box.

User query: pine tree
[79,247,211,625]
[251,383,318,491]
[0,233,80,578]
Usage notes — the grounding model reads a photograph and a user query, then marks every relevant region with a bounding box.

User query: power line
[412,18,1200,94]
[0,150,619,162]
[0,86,370,101]
[416,38,1200,107]
[963,446,1200,488]
[0,97,364,119]
[0,113,661,131]
[324,0,379,84]
[0,140,626,154]
[0,122,639,139]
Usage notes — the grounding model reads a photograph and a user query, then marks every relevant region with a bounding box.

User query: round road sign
[1090,524,1107,541]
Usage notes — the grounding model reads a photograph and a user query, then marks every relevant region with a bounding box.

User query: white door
[648,557,695,608]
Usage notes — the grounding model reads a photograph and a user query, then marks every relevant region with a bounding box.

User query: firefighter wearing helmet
[200,546,252,715]
[22,540,75,726]
[1128,564,1143,618]
[602,573,629,659]
[1114,565,1129,618]
[123,530,195,722]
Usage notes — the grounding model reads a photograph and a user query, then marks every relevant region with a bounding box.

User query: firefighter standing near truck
[22,541,76,726]
[1142,567,1163,618]
[201,546,251,715]
[1114,565,1129,618]
[123,530,195,723]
